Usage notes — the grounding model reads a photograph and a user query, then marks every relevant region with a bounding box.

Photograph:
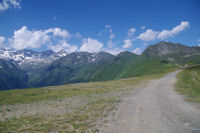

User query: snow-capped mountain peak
[0,49,68,70]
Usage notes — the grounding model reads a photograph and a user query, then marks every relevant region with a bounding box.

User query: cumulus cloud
[138,21,190,42]
[80,38,103,53]
[12,26,50,49]
[45,28,70,39]
[138,29,158,42]
[0,36,6,48]
[123,39,132,48]
[79,38,123,55]
[0,0,21,11]
[2,26,123,55]
[171,21,189,34]
[49,40,78,53]
[157,21,189,40]
[132,48,143,55]
[127,28,136,37]
[9,26,75,52]
[122,28,136,49]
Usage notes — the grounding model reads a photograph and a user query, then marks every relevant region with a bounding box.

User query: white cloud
[12,26,50,49]
[45,28,70,39]
[10,26,73,51]
[123,39,132,48]
[0,0,20,11]
[132,48,143,55]
[79,37,123,55]
[127,28,136,37]
[49,40,78,53]
[0,36,6,47]
[171,21,189,34]
[138,21,190,42]
[157,30,171,40]
[0,0,9,11]
[80,38,103,53]
[123,28,136,48]
[141,26,146,30]
[104,47,124,55]
[197,38,200,47]
[138,29,158,42]
[10,0,20,7]
[157,21,190,40]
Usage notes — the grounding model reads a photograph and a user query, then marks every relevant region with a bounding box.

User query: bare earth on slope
[101,71,200,133]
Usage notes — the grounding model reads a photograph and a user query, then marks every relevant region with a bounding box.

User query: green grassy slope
[0,73,153,105]
[176,66,200,103]
[90,52,138,81]
[118,55,177,78]
[73,52,176,82]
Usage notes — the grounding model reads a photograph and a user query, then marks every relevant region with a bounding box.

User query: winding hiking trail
[102,71,200,133]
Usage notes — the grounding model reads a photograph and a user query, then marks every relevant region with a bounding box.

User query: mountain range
[0,41,200,90]
[0,49,67,71]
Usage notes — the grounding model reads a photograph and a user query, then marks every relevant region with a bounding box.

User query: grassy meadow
[176,66,200,103]
[0,70,173,133]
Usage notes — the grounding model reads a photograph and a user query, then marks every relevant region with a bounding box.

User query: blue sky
[0,0,200,55]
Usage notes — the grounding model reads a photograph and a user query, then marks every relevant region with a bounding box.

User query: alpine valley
[0,41,200,90]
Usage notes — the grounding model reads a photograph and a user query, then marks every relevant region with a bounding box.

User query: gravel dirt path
[102,70,200,133]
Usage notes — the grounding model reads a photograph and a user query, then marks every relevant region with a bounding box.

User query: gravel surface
[102,71,200,133]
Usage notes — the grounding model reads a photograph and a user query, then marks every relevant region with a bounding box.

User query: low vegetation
[0,70,174,132]
[118,57,177,78]
[176,65,200,103]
